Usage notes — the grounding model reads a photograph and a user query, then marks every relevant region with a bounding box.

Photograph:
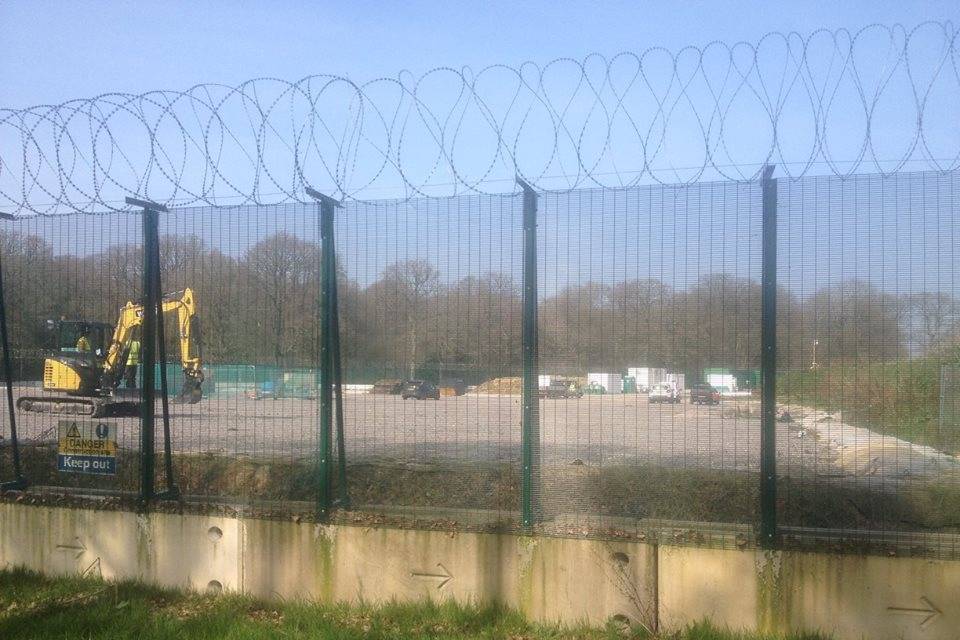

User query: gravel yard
[8,387,836,474]
[10,387,960,487]
[7,387,960,536]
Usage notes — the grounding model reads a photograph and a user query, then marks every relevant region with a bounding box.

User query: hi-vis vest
[127,340,141,366]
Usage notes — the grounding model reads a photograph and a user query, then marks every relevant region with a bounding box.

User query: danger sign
[57,420,117,475]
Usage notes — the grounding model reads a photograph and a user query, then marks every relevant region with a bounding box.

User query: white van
[648,383,680,404]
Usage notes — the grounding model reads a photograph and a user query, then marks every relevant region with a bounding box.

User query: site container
[706,373,737,392]
[664,372,686,391]
[627,367,666,389]
[587,372,622,394]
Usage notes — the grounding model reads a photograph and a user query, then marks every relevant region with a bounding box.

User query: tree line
[2,229,957,382]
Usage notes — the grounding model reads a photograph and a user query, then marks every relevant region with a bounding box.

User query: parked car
[539,380,583,399]
[690,383,721,405]
[648,383,680,404]
[401,379,440,400]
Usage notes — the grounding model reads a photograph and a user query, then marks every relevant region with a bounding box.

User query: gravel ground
[7,387,960,538]
[7,387,838,475]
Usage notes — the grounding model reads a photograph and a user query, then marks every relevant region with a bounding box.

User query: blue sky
[1,1,957,299]
[2,0,957,107]
[2,1,959,207]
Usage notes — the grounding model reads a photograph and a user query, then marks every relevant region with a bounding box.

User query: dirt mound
[472,377,522,395]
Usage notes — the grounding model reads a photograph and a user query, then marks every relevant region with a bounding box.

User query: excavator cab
[39,319,115,396]
[50,319,112,357]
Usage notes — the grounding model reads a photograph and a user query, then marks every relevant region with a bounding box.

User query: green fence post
[318,195,334,518]
[150,233,179,500]
[518,177,541,528]
[127,197,168,505]
[0,211,27,490]
[329,242,350,508]
[308,188,346,517]
[759,165,778,547]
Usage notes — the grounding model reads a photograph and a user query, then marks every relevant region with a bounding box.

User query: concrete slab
[240,519,657,627]
[0,505,139,581]
[2,503,958,639]
[659,545,960,640]
[658,545,759,630]
[139,511,241,593]
[0,504,241,593]
[780,552,960,640]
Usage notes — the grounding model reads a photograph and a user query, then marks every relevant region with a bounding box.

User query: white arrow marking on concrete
[411,563,453,590]
[888,596,942,629]
[55,537,87,560]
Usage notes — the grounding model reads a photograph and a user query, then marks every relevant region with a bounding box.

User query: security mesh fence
[944,365,960,442]
[2,169,959,556]
[152,204,323,508]
[336,195,523,527]
[777,170,960,557]
[1,211,144,497]
[536,182,763,540]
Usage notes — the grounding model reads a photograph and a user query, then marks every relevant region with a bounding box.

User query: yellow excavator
[17,288,204,418]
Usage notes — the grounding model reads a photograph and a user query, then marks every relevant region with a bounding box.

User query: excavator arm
[103,288,204,402]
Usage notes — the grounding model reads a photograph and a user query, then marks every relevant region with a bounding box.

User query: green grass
[0,568,828,640]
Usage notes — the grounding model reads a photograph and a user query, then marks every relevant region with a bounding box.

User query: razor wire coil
[1,21,958,215]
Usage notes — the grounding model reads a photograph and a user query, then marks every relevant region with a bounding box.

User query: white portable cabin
[587,372,623,394]
[705,373,737,393]
[627,367,666,389]
[664,372,686,392]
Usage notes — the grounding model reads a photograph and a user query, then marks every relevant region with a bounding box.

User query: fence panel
[1,211,143,498]
[333,195,524,528]
[943,364,960,442]
[535,182,764,542]
[152,203,322,509]
[776,170,960,557]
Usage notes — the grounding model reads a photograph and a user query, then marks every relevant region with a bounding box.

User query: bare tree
[0,230,61,353]
[804,280,904,364]
[243,232,321,367]
[435,273,521,374]
[368,260,440,378]
[905,292,959,355]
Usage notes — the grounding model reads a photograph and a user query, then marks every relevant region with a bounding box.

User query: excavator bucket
[176,377,203,404]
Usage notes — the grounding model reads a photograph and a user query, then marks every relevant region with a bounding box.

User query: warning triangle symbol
[66,424,81,438]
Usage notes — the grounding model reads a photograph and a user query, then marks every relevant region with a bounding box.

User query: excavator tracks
[16,396,139,418]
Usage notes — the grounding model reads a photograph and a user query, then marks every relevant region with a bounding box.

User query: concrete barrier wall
[1,503,957,639]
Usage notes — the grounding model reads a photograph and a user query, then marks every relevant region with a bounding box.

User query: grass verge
[0,568,829,640]
[8,442,960,536]
[779,357,959,453]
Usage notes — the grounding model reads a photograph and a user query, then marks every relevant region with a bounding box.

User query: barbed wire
[1,21,958,215]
